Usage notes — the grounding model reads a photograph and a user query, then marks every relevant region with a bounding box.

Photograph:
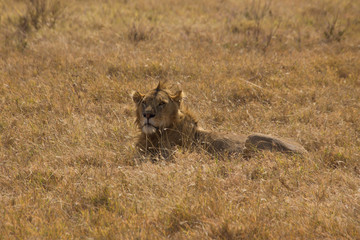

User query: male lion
[132,82,307,159]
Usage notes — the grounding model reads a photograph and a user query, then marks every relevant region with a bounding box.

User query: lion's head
[132,82,183,135]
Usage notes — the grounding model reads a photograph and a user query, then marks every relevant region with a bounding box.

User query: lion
[132,82,307,159]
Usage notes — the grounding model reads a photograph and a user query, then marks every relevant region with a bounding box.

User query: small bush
[228,0,280,52]
[127,23,153,43]
[323,12,348,42]
[5,0,64,50]
[18,0,63,33]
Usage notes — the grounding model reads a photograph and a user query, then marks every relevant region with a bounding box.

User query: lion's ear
[132,91,144,104]
[155,81,162,91]
[171,90,183,103]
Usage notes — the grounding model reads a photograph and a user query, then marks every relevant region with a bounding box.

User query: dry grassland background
[1,0,360,239]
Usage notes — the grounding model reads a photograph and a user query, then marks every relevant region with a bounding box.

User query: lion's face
[132,84,182,135]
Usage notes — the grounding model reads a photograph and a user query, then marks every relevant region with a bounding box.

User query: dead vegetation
[0,0,360,239]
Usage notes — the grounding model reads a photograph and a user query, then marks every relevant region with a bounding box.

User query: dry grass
[1,0,360,239]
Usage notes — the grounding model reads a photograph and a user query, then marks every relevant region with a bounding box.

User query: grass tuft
[163,204,201,236]
[127,22,153,43]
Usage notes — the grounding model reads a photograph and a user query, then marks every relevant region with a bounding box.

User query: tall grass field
[1,0,360,238]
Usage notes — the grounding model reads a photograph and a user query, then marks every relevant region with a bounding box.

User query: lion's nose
[143,113,155,119]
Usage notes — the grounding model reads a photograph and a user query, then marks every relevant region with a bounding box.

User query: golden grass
[1,0,360,238]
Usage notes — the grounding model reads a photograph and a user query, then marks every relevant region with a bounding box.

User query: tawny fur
[133,83,307,159]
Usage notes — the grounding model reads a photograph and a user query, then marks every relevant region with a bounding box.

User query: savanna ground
[0,0,360,239]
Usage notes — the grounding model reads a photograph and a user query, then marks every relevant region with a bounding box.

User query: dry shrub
[301,3,349,43]
[227,0,280,52]
[4,0,64,50]
[18,0,63,33]
[323,12,348,42]
[244,0,272,21]
[127,22,153,43]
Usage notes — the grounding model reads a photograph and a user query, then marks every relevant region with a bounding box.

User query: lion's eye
[158,102,166,107]
[141,102,146,108]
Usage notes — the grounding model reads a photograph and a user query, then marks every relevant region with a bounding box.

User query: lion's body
[132,83,307,159]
